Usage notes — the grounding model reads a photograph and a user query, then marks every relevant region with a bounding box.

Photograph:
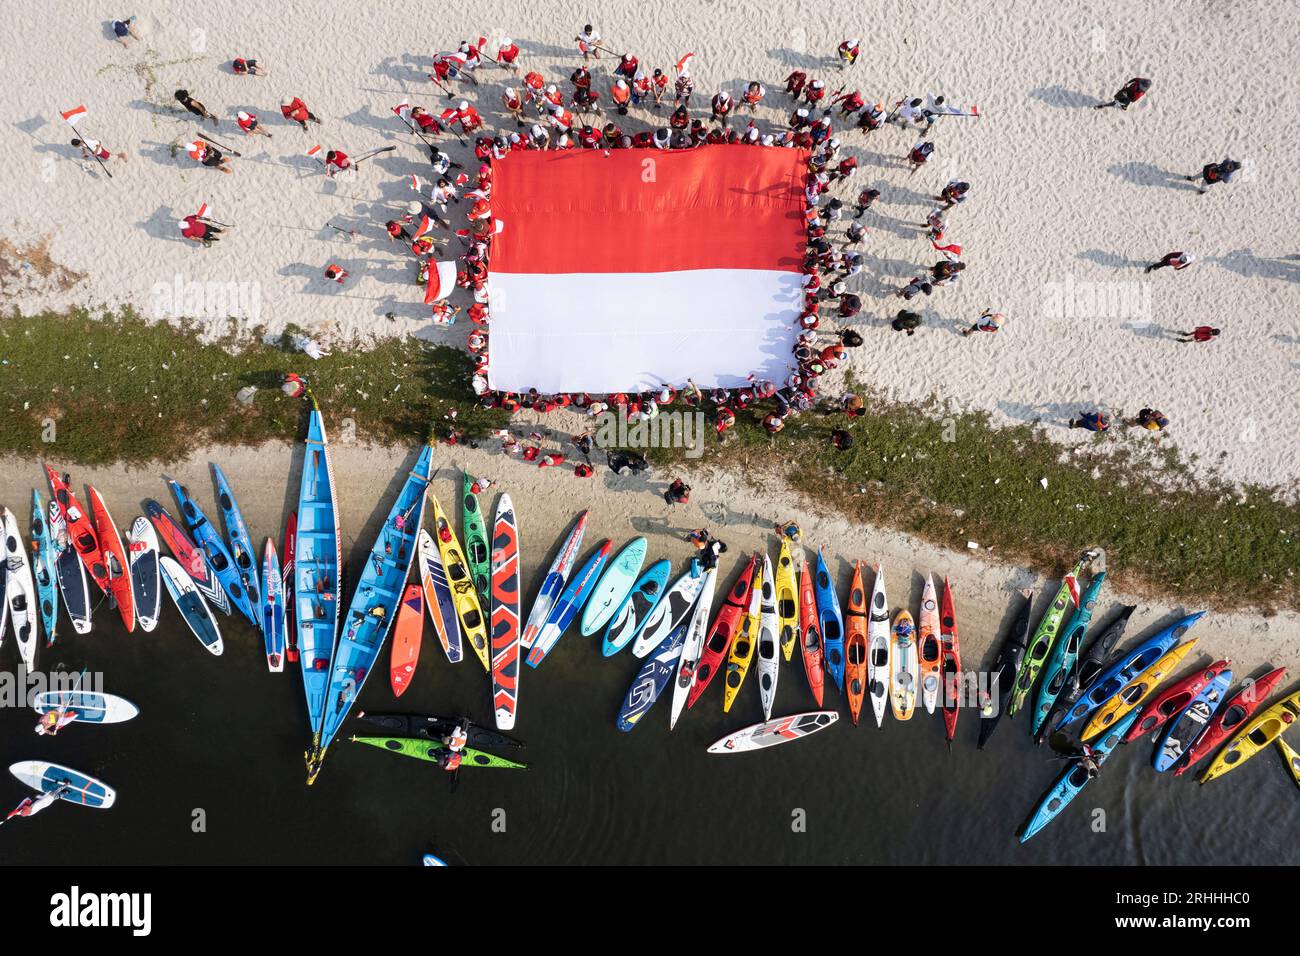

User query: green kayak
[350,735,528,770]
[461,471,491,607]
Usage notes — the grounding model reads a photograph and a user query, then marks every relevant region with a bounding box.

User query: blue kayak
[526,541,611,667]
[308,443,431,784]
[1020,709,1138,843]
[814,549,845,692]
[1153,667,1233,772]
[212,463,262,629]
[603,558,671,656]
[168,478,258,627]
[616,619,690,731]
[1053,611,1205,731]
[30,490,59,646]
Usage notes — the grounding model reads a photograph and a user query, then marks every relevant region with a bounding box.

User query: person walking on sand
[1095,77,1151,110]
[938,180,970,208]
[892,310,924,335]
[897,276,934,300]
[1069,411,1111,432]
[1132,408,1169,431]
[186,139,232,174]
[1175,325,1220,343]
[574,24,602,61]
[281,96,321,131]
[907,140,934,174]
[664,479,691,505]
[962,309,1005,337]
[179,214,221,246]
[111,16,141,46]
[71,137,127,164]
[175,89,219,126]
[837,39,861,69]
[1145,250,1195,273]
[1186,159,1241,194]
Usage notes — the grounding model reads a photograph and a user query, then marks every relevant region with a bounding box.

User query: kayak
[423,854,449,866]
[1031,565,1107,737]
[294,403,343,738]
[1008,551,1092,717]
[282,511,297,663]
[169,478,256,627]
[917,573,941,714]
[890,610,918,721]
[1277,737,1300,790]
[461,470,491,607]
[212,463,262,628]
[775,538,799,661]
[1019,709,1138,843]
[125,517,161,633]
[798,559,825,708]
[9,760,116,809]
[707,711,839,754]
[1200,687,1300,784]
[631,561,706,658]
[1081,639,1201,742]
[33,689,139,724]
[428,493,489,670]
[617,619,689,730]
[939,577,962,746]
[46,497,91,635]
[755,553,781,720]
[357,711,523,749]
[1038,605,1135,744]
[814,549,844,692]
[1055,611,1205,731]
[843,560,868,725]
[390,584,424,697]
[520,512,587,651]
[866,563,890,727]
[1154,667,1233,772]
[977,590,1032,749]
[580,537,648,636]
[86,487,135,633]
[43,465,107,594]
[29,491,59,646]
[1,507,38,669]
[1174,667,1289,777]
[310,444,431,783]
[722,553,763,713]
[489,493,522,730]
[261,538,285,672]
[669,565,718,729]
[416,529,462,663]
[527,540,611,667]
[688,554,757,709]
[1126,659,1232,743]
[158,555,223,654]
[144,498,230,614]
[351,735,528,770]
[603,558,670,656]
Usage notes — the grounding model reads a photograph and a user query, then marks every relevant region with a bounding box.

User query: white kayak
[668,564,718,729]
[918,573,941,714]
[707,711,840,754]
[2,506,38,670]
[755,552,780,720]
[866,563,890,727]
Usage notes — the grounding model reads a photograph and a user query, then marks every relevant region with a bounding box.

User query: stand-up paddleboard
[631,560,705,658]
[29,491,59,646]
[722,553,763,713]
[490,493,522,730]
[580,537,648,636]
[33,689,139,725]
[687,554,757,709]
[261,539,285,672]
[10,760,116,809]
[843,560,868,725]
[798,558,824,707]
[212,463,262,630]
[755,552,781,721]
[428,493,488,671]
[390,584,424,697]
[891,609,918,720]
[814,549,844,693]
[126,517,161,633]
[917,573,941,714]
[707,711,839,754]
[43,465,107,593]
[86,486,135,633]
[46,498,91,635]
[2,507,38,669]
[159,555,223,655]
[668,564,717,729]
[144,499,230,615]
[775,538,799,662]
[282,512,298,663]
[866,563,890,727]
[526,541,611,667]
[416,529,462,663]
[617,619,689,731]
[520,512,587,651]
[603,558,669,656]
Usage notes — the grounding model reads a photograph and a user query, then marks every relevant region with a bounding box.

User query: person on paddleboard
[5,783,70,821]
[36,709,80,736]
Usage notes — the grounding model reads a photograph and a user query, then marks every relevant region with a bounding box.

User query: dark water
[3,585,1297,866]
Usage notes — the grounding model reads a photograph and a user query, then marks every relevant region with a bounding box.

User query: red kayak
[87,485,135,633]
[940,577,962,746]
[1173,666,1288,775]
[844,561,868,723]
[1125,659,1232,743]
[687,555,757,709]
[44,465,108,593]
[799,559,824,706]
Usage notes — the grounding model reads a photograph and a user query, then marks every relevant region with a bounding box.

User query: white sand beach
[1,0,1298,500]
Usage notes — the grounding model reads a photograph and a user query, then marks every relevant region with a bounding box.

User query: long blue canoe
[307,444,432,783]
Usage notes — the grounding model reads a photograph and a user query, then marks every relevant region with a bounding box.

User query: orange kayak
[844,560,869,724]
[798,559,824,706]
[390,584,424,697]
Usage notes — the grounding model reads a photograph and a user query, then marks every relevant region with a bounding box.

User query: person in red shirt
[574,463,594,478]
[324,264,348,284]
[1145,251,1195,273]
[1175,326,1220,343]
[280,96,320,130]
[324,150,350,177]
[784,70,806,98]
[236,110,272,137]
[496,38,520,73]
[178,215,221,246]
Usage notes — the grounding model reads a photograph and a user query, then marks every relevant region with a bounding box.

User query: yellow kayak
[775,539,799,662]
[890,609,918,721]
[1277,737,1300,791]
[723,557,763,713]
[427,493,489,671]
[1082,639,1199,742]
[1201,688,1300,783]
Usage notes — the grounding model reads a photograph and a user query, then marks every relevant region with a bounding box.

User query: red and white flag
[61,105,88,125]
[932,238,964,257]
[1064,574,1081,608]
[423,260,457,303]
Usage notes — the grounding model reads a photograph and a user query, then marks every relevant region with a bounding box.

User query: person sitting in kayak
[1077,743,1101,779]
[774,520,802,543]
[438,750,462,772]
[36,709,79,736]
[444,723,469,753]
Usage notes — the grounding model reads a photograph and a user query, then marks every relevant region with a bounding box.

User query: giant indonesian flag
[487,146,807,393]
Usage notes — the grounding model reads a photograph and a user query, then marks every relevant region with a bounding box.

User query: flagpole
[62,116,113,179]
[195,130,242,157]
